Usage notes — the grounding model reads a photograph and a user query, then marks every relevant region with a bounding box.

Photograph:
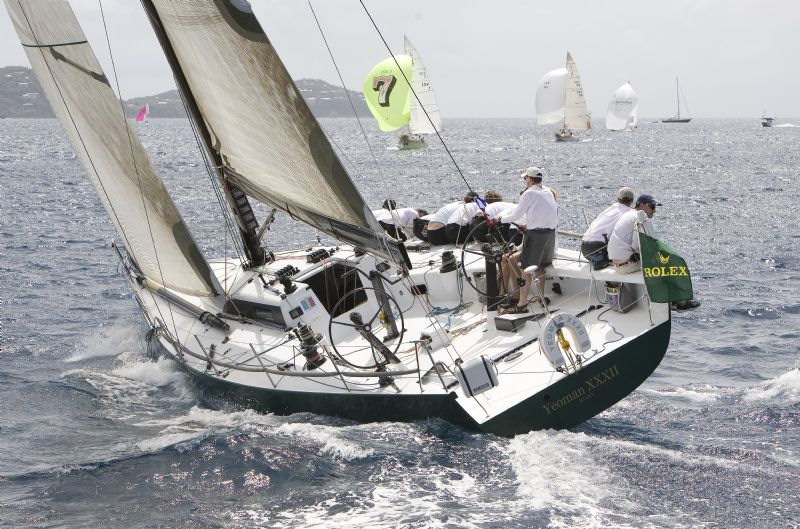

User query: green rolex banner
[638,231,694,303]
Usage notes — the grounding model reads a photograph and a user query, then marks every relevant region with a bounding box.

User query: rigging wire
[358,0,474,194]
[308,2,387,185]
[307,1,400,268]
[96,0,181,343]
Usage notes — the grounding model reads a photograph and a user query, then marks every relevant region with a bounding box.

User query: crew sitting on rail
[423,192,477,245]
[372,200,427,242]
[580,187,635,270]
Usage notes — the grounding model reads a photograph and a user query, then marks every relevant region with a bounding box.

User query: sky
[0,0,796,119]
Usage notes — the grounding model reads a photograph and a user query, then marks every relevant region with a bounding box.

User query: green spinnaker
[363,55,412,132]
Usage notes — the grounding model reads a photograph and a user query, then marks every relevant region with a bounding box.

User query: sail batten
[146,0,406,266]
[4,0,220,297]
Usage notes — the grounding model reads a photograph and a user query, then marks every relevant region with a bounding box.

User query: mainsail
[563,52,591,131]
[363,54,412,132]
[535,67,567,125]
[606,82,639,131]
[404,36,441,135]
[144,0,408,266]
[4,0,220,297]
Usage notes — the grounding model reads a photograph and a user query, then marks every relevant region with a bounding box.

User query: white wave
[111,351,185,388]
[508,430,621,521]
[774,123,798,127]
[642,384,721,404]
[274,422,375,460]
[135,406,275,453]
[742,368,800,403]
[65,321,142,362]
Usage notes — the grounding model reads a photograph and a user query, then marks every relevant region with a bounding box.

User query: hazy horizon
[1,1,796,119]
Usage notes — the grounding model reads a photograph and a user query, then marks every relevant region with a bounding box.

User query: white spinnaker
[535,67,567,125]
[563,52,591,131]
[5,0,220,297]
[606,82,639,131]
[404,35,441,135]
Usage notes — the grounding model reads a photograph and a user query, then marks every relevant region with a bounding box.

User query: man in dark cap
[608,194,660,273]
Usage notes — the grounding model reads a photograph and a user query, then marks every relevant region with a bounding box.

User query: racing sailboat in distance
[536,52,591,142]
[363,35,442,150]
[661,77,691,123]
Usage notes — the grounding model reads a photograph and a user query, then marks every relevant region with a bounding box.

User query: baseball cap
[635,194,662,207]
[617,187,634,201]
[520,166,543,179]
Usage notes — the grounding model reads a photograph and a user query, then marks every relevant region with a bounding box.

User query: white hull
[119,241,670,434]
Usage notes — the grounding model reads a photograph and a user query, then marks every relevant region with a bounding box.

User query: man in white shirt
[497,167,558,313]
[372,200,427,242]
[424,192,477,245]
[607,194,660,273]
[580,187,634,270]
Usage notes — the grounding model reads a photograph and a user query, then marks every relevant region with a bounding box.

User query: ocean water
[1,117,799,528]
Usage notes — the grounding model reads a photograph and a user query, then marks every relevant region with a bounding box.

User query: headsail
[606,82,639,131]
[563,52,591,131]
[144,0,408,267]
[535,67,567,125]
[404,36,441,135]
[4,0,220,297]
[363,54,412,132]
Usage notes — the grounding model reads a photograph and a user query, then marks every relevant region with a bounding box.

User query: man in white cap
[496,166,558,313]
[608,193,660,273]
[580,187,635,270]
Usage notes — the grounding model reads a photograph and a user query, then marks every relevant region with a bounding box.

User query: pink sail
[135,104,148,122]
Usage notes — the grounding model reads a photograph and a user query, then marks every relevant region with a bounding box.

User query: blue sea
[1,117,799,528]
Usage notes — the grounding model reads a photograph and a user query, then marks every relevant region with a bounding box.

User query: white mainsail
[606,82,639,131]
[5,0,220,297]
[563,52,591,131]
[404,35,441,135]
[535,67,567,125]
[145,0,405,265]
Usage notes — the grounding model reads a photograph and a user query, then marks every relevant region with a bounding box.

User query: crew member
[581,187,635,270]
[607,194,660,273]
[425,192,476,245]
[497,167,558,313]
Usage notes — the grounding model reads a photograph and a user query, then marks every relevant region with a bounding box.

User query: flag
[638,231,693,303]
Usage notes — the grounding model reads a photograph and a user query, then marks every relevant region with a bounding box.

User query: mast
[139,0,267,267]
[675,77,680,120]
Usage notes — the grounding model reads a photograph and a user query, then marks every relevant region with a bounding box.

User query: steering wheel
[326,286,406,370]
[459,218,520,297]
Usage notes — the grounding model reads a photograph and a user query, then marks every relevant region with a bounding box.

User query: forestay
[563,52,591,131]
[5,0,220,297]
[363,54,412,132]
[146,0,407,266]
[535,67,567,125]
[606,82,639,131]
[404,36,441,135]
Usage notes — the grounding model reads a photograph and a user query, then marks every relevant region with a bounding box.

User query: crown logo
[658,252,670,264]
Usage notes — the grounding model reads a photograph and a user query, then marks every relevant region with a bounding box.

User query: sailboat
[6,0,679,436]
[363,36,442,150]
[135,103,149,123]
[535,52,591,142]
[661,77,691,123]
[606,82,639,131]
[761,110,774,128]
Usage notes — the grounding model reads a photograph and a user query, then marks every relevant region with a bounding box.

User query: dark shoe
[671,300,701,311]
[501,305,529,315]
